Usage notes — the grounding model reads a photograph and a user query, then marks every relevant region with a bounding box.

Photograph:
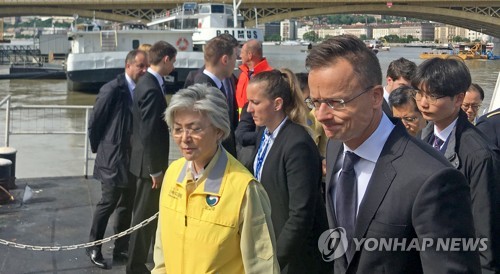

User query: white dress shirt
[433,117,458,147]
[253,117,288,181]
[124,73,136,100]
[147,67,165,93]
[335,113,395,215]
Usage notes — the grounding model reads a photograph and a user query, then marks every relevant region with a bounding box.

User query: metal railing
[0,95,93,177]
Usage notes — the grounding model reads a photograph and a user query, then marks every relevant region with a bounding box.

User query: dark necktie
[335,151,360,259]
[220,81,234,117]
[433,135,444,151]
[219,83,227,98]
[161,80,168,95]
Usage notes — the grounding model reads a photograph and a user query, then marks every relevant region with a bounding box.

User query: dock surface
[0,176,154,274]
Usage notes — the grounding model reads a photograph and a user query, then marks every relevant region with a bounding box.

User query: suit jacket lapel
[325,138,343,228]
[353,122,405,241]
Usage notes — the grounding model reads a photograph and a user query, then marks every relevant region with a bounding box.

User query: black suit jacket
[129,72,170,178]
[382,99,392,117]
[192,72,238,156]
[235,102,259,167]
[89,73,133,187]
[420,111,500,273]
[325,118,480,274]
[247,120,330,274]
[476,107,500,148]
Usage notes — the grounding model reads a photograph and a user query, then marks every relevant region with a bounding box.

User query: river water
[0,45,499,178]
[1,45,498,108]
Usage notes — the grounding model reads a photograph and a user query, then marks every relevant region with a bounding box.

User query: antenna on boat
[254,7,258,27]
[233,0,242,28]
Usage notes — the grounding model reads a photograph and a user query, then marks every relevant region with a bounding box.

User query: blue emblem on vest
[206,195,220,207]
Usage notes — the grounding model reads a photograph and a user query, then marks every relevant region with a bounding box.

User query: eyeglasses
[309,86,374,110]
[171,126,206,139]
[413,91,447,105]
[462,103,481,111]
[397,116,418,123]
[304,97,314,109]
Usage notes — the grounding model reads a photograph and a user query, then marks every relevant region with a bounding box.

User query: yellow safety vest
[159,150,253,274]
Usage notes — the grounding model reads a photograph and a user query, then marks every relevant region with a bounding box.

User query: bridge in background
[0,0,499,38]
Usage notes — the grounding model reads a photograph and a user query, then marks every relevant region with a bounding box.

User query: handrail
[0,95,11,107]
[0,96,94,178]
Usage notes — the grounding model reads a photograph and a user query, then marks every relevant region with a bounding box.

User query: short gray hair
[164,83,230,140]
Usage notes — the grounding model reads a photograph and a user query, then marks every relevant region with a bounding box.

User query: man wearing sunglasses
[415,57,500,274]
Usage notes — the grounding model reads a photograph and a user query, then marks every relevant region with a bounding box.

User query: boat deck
[0,176,154,273]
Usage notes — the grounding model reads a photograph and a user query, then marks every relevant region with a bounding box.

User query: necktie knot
[342,151,360,173]
[433,135,444,150]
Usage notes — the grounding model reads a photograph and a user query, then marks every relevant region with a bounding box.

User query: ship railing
[152,5,196,21]
[0,95,94,178]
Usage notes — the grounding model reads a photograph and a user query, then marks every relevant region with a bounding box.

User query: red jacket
[235,58,272,111]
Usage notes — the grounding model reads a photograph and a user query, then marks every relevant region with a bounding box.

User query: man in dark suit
[414,58,500,274]
[306,35,480,273]
[127,41,177,274]
[191,35,239,156]
[476,108,500,148]
[86,49,148,269]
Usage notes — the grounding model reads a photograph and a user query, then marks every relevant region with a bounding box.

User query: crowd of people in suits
[86,34,500,274]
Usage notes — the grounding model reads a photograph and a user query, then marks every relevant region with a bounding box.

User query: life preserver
[176,37,189,51]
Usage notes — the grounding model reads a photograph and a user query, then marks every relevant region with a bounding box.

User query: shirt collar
[344,113,395,163]
[186,145,221,183]
[434,117,458,142]
[147,67,164,87]
[383,86,390,104]
[124,73,136,93]
[203,69,223,89]
[266,117,288,139]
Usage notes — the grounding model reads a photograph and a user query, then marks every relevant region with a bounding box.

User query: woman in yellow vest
[152,83,280,274]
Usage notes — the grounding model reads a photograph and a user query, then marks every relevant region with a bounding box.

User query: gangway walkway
[0,45,43,65]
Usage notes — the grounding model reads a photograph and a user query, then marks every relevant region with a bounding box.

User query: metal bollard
[0,147,17,189]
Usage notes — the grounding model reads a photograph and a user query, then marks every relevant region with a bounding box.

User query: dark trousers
[89,174,136,253]
[126,177,161,274]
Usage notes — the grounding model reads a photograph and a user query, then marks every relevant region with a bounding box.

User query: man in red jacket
[236,39,272,113]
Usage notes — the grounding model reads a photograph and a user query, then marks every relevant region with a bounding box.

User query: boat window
[225,7,232,15]
[199,5,210,14]
[183,3,197,9]
[132,40,140,49]
[211,5,225,14]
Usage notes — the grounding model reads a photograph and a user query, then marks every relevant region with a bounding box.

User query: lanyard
[254,129,271,181]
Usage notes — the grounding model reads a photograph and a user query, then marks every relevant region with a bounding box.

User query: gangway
[0,45,43,65]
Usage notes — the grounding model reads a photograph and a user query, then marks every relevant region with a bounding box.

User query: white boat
[66,2,263,93]
[489,72,500,112]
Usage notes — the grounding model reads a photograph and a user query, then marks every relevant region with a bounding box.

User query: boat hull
[66,51,204,93]
[419,53,454,59]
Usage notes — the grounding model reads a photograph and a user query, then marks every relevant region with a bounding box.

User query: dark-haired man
[307,35,480,273]
[383,57,416,115]
[414,57,500,274]
[86,49,148,269]
[127,41,177,274]
[192,35,239,156]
